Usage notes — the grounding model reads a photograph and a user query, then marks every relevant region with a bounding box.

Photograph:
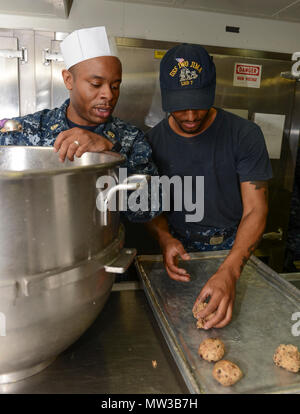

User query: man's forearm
[219,209,267,279]
[145,214,174,247]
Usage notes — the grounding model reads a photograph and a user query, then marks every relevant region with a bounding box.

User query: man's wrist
[219,247,254,281]
[218,260,242,281]
[158,231,175,248]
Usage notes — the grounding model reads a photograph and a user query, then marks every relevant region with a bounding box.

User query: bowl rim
[0,146,125,178]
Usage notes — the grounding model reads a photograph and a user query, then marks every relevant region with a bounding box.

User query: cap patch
[169,59,203,86]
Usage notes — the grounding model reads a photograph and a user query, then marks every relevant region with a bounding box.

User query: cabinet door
[50,39,68,109]
[0,36,20,119]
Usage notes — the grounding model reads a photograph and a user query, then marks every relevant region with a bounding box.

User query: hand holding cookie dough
[193,302,217,329]
[192,268,237,330]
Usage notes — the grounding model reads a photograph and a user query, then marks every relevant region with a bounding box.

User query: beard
[171,110,211,135]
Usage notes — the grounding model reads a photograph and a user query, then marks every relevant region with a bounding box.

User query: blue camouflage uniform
[286,144,300,263]
[0,99,160,223]
[169,226,237,252]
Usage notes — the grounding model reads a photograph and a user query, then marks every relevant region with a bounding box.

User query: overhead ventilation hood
[0,0,73,19]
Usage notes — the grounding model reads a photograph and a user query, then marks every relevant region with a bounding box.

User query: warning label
[233,63,262,88]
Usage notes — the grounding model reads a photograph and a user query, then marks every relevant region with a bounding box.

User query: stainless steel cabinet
[0,29,68,118]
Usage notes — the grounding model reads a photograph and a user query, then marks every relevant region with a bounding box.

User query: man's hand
[192,268,237,329]
[160,235,191,282]
[54,127,113,162]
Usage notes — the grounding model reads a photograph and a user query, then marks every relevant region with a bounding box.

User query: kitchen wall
[0,0,299,54]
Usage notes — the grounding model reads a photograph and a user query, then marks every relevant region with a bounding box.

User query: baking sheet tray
[135,251,300,394]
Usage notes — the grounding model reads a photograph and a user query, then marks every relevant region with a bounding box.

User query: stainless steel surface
[0,0,73,18]
[135,251,300,394]
[42,49,63,66]
[285,80,300,187]
[0,146,124,174]
[104,248,137,274]
[98,173,149,225]
[0,47,27,63]
[35,33,68,110]
[17,29,36,116]
[280,272,300,290]
[0,147,131,384]
[115,45,164,130]
[35,31,55,112]
[0,289,188,394]
[49,39,68,109]
[0,36,19,119]
[115,37,292,61]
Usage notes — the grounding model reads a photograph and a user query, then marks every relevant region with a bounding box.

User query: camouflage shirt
[0,99,160,222]
[287,144,300,261]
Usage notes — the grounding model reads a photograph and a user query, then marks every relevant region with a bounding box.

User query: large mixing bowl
[0,146,136,384]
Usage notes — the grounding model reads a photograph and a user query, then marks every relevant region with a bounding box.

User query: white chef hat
[60,26,118,70]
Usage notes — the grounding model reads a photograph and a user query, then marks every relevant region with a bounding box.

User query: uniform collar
[49,99,117,143]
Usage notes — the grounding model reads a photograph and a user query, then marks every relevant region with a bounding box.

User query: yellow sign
[154,50,166,59]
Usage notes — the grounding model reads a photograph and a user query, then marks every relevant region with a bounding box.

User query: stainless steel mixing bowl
[0,146,136,384]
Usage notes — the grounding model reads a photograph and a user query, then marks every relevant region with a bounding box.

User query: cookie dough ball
[193,302,216,329]
[212,360,243,387]
[198,338,225,362]
[273,344,300,373]
[193,301,207,318]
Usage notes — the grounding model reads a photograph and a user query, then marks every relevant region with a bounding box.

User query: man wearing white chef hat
[53,26,123,161]
[0,26,158,195]
[60,26,118,69]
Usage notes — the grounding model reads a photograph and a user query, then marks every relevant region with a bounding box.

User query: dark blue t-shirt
[147,108,273,234]
[67,118,102,132]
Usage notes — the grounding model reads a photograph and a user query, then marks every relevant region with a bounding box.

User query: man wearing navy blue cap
[147,43,272,329]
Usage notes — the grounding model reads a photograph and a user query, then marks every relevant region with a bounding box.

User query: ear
[62,69,74,91]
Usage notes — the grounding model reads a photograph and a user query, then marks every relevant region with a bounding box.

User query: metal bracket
[0,47,27,64]
[262,228,283,241]
[42,49,63,66]
[96,174,150,226]
[104,248,137,274]
[280,71,300,81]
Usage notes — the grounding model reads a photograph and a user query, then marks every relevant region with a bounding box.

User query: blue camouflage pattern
[286,144,300,262]
[0,99,160,223]
[170,225,237,252]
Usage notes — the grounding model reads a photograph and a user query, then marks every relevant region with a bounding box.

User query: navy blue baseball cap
[160,43,216,112]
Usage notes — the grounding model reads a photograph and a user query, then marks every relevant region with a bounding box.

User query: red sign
[235,64,261,76]
[233,63,262,88]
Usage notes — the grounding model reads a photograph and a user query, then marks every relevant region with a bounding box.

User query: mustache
[181,119,203,123]
[93,103,112,109]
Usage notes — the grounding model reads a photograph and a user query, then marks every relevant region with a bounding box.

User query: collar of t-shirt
[67,118,105,133]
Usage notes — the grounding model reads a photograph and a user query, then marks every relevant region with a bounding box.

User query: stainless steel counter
[0,284,188,394]
[136,252,300,394]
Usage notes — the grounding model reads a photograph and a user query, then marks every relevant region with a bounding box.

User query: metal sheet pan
[135,251,300,394]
